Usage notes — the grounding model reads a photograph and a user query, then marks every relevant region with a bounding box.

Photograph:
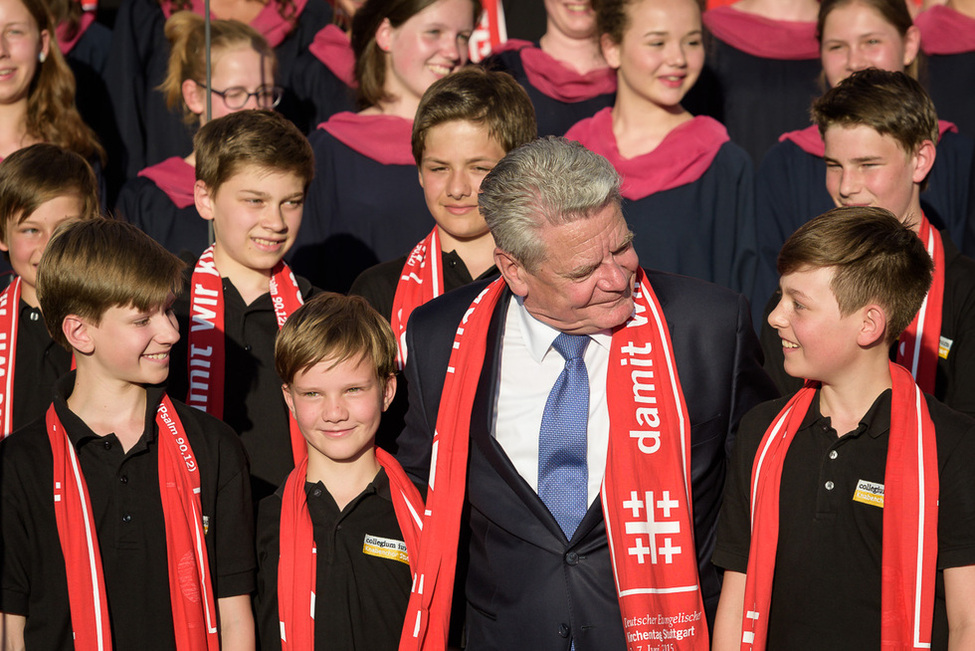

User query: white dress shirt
[494,297,611,508]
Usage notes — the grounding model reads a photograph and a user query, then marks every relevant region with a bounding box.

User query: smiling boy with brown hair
[714,206,975,650]
[167,109,317,503]
[0,218,255,650]
[256,292,423,650]
[760,69,975,418]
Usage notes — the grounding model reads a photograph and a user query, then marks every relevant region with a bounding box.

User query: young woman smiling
[290,0,481,293]
[753,0,975,316]
[566,0,758,297]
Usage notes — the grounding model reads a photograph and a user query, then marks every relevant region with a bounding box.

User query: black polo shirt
[0,374,255,650]
[169,268,317,504]
[714,389,975,650]
[11,300,72,432]
[255,468,413,651]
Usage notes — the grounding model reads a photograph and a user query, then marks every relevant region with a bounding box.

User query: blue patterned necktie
[538,332,591,540]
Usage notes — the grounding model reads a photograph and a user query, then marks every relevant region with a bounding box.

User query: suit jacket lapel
[468,288,606,546]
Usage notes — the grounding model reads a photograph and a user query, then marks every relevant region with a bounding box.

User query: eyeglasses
[195,82,284,109]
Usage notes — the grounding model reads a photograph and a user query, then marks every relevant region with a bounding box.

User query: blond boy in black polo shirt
[712,207,975,650]
[0,219,255,649]
[256,293,422,650]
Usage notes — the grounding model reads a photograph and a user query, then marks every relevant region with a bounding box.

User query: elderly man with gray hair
[396,137,775,651]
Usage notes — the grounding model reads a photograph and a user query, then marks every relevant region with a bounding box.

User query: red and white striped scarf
[896,214,945,394]
[48,395,220,651]
[741,362,938,649]
[390,229,443,370]
[277,447,424,650]
[0,278,75,439]
[187,245,306,463]
[400,269,708,650]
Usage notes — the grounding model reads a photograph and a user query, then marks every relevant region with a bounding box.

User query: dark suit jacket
[397,270,777,651]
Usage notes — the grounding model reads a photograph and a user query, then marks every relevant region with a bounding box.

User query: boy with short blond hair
[255,292,423,650]
[760,68,975,417]
[0,144,100,436]
[714,206,975,650]
[168,109,317,503]
[0,218,255,650]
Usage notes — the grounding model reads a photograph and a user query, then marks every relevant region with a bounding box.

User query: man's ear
[195,180,215,221]
[281,384,296,416]
[63,315,94,354]
[857,304,888,349]
[494,248,529,297]
[382,374,397,412]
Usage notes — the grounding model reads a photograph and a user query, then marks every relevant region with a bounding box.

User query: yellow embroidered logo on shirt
[940,336,953,360]
[362,534,409,565]
[853,479,884,508]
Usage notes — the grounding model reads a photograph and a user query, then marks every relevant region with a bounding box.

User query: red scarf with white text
[390,229,444,370]
[48,395,220,651]
[400,270,707,650]
[0,278,22,438]
[896,215,944,394]
[187,245,306,463]
[741,363,938,650]
[278,448,424,650]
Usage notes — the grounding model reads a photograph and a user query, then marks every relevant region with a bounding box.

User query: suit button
[565,551,579,565]
[558,623,570,638]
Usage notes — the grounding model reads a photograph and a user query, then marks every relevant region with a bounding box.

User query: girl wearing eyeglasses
[116,12,278,257]
[104,0,329,181]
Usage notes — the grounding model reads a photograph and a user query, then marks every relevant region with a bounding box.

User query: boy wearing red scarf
[759,69,975,418]
[255,292,423,650]
[0,144,100,437]
[166,110,318,505]
[0,219,256,650]
[712,207,975,650]
[349,66,536,451]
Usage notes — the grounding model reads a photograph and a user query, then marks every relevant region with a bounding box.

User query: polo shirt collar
[801,388,893,439]
[54,371,166,448]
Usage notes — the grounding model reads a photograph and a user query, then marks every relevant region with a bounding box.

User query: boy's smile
[823,124,930,226]
[768,266,865,384]
[81,295,180,387]
[197,165,304,286]
[283,356,396,470]
[418,119,505,245]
